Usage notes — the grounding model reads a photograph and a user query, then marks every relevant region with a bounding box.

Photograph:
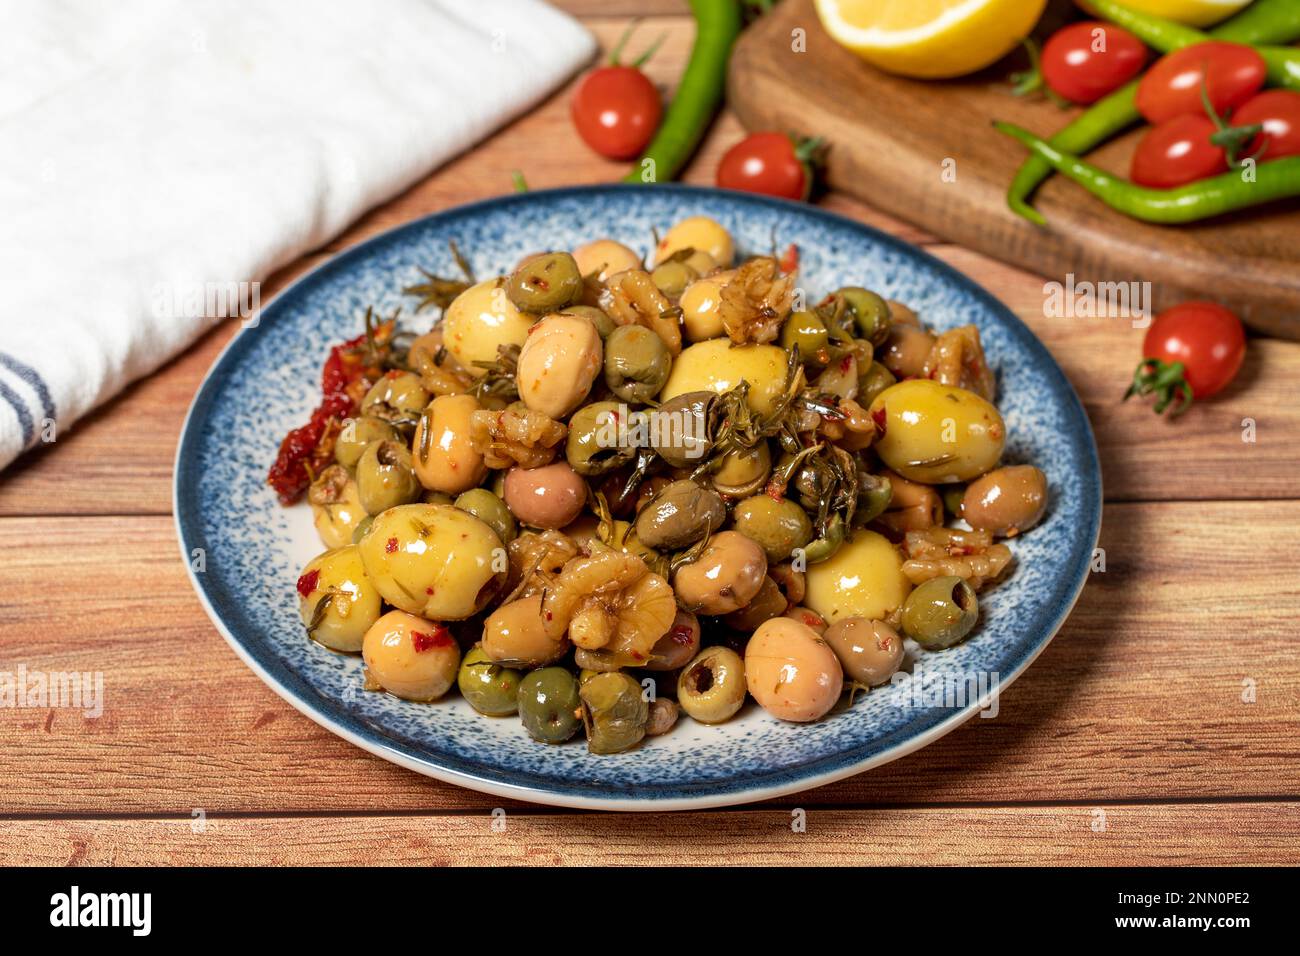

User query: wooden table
[2,1,1297,866]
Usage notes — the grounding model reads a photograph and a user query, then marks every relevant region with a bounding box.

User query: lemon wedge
[814,0,1048,79]
[1110,0,1252,27]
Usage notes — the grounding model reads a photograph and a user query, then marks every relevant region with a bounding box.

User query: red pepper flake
[631,651,644,661]
[385,537,399,554]
[839,355,853,373]
[779,243,799,274]
[545,611,553,621]
[871,406,887,436]
[670,625,694,645]
[412,627,454,653]
[385,368,402,379]
[425,587,435,595]
[296,569,320,598]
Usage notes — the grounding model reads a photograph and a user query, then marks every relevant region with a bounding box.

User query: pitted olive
[335,416,399,469]
[356,440,421,514]
[566,401,637,477]
[581,671,649,754]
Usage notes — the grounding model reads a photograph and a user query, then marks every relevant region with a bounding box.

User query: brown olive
[634,479,726,551]
[673,531,767,615]
[503,461,587,530]
[645,698,679,736]
[823,617,904,686]
[643,610,701,671]
[651,391,715,466]
[876,469,942,534]
[723,575,789,632]
[880,321,935,380]
[962,465,1048,537]
[744,617,843,723]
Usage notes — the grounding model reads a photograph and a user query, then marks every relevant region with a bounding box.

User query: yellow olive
[357,504,505,620]
[515,312,604,419]
[481,593,568,667]
[412,394,488,495]
[710,441,772,497]
[308,465,367,549]
[961,465,1048,537]
[572,239,643,282]
[654,216,735,268]
[296,546,383,653]
[745,617,843,723]
[362,611,460,701]
[678,272,734,342]
[442,278,535,376]
[823,617,904,686]
[868,379,1006,484]
[673,530,767,615]
[660,339,790,417]
[804,530,911,625]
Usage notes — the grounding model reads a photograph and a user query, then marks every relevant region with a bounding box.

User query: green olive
[651,390,714,467]
[457,646,523,716]
[505,251,583,313]
[857,361,896,408]
[335,416,399,468]
[566,401,637,477]
[803,513,846,564]
[604,324,671,404]
[356,440,421,514]
[856,473,893,525]
[837,287,892,345]
[677,646,746,724]
[901,575,979,650]
[941,484,967,520]
[517,667,583,744]
[781,310,830,361]
[711,442,771,498]
[580,672,649,755]
[650,259,699,298]
[361,372,429,427]
[350,514,375,544]
[561,304,616,340]
[634,479,726,551]
[732,496,813,563]
[454,488,517,545]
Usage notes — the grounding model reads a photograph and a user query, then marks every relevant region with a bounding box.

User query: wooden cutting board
[728,0,1300,339]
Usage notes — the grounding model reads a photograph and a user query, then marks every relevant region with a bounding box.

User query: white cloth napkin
[0,0,594,469]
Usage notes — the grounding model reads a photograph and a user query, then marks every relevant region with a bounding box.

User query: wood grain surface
[728,0,1300,338]
[2,1,1297,866]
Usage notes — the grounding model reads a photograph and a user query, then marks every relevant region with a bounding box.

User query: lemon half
[1112,0,1252,28]
[814,0,1049,79]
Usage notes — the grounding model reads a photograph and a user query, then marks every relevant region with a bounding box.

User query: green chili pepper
[624,0,742,184]
[996,121,1300,224]
[1008,0,1300,225]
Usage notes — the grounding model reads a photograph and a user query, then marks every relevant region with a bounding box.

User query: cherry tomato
[1233,89,1300,161]
[571,65,661,160]
[1126,302,1246,415]
[1130,114,1225,188]
[716,132,815,200]
[1136,41,1266,124]
[1041,22,1148,105]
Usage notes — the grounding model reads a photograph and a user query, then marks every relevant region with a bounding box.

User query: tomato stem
[630,31,669,69]
[1124,358,1194,417]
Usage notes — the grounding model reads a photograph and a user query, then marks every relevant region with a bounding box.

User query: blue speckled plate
[175,185,1100,811]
